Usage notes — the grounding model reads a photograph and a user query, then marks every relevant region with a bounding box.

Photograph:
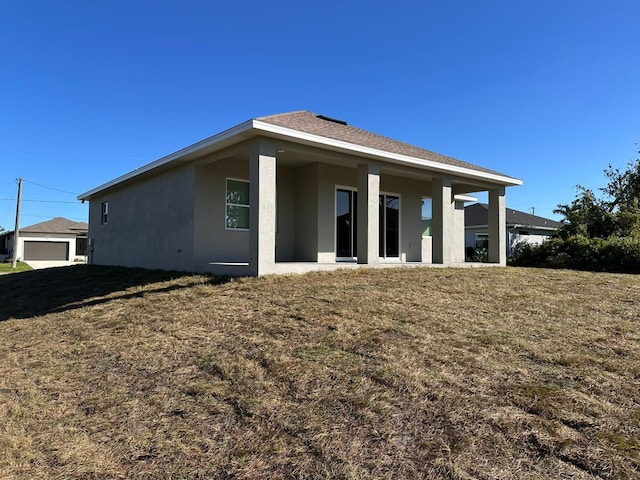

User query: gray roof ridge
[256,110,311,121]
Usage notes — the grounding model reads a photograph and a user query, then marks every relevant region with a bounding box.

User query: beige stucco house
[0,217,88,264]
[78,111,522,276]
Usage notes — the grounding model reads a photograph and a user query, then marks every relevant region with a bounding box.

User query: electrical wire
[21,214,87,221]
[0,198,81,204]
[21,179,80,196]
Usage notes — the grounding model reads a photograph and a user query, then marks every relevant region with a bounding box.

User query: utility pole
[11,178,22,269]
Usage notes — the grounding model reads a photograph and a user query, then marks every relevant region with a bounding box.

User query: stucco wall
[294,163,319,261]
[89,164,195,271]
[421,236,433,263]
[194,159,321,266]
[194,158,249,265]
[276,166,296,262]
[88,152,472,272]
[452,201,466,263]
[508,229,554,255]
[466,227,555,258]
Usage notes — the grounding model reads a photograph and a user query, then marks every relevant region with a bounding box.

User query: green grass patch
[0,261,32,273]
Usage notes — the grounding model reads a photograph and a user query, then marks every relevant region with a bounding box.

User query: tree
[602,156,640,212]
[553,186,615,239]
[512,149,640,272]
[553,151,640,240]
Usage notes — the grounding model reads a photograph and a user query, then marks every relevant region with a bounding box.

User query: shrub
[511,235,640,273]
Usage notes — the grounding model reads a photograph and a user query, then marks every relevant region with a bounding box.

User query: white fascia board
[508,224,560,231]
[454,194,478,203]
[253,121,523,187]
[78,120,254,200]
[468,224,560,230]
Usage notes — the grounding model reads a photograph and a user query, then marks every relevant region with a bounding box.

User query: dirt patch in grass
[0,266,639,478]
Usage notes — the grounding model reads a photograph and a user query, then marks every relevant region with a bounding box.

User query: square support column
[452,199,467,263]
[357,163,380,265]
[432,177,453,264]
[249,139,277,276]
[488,186,506,265]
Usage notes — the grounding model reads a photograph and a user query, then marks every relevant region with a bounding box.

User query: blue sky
[1,0,638,229]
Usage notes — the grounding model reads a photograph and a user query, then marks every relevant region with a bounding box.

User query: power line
[22,179,79,196]
[21,214,87,221]
[0,198,83,204]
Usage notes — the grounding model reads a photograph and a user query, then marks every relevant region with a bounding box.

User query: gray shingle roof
[465,203,562,229]
[20,217,88,235]
[257,110,506,177]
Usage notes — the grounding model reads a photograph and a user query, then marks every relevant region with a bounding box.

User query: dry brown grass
[0,265,639,479]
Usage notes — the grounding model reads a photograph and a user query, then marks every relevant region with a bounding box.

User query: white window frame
[225,178,250,231]
[475,232,489,249]
[101,201,108,225]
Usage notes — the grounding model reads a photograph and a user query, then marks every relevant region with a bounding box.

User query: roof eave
[78,119,255,200]
[465,224,560,230]
[253,121,523,186]
[78,117,523,200]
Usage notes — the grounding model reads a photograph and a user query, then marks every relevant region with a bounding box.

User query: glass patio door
[336,189,357,259]
[379,194,399,258]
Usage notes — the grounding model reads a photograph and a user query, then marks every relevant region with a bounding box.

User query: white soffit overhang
[78,119,522,200]
[78,120,255,200]
[253,121,523,187]
[453,194,479,203]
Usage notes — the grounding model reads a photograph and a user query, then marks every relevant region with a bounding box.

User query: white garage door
[23,241,69,261]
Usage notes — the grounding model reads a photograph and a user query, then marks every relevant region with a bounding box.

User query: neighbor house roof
[19,217,88,235]
[465,203,562,230]
[79,110,522,200]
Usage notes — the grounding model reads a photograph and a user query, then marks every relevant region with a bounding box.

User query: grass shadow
[0,264,230,321]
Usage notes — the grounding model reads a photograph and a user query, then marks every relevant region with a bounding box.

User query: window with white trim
[226,179,249,230]
[475,232,489,249]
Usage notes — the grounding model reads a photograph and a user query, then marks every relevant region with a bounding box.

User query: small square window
[226,179,249,230]
[475,233,488,249]
[101,201,109,225]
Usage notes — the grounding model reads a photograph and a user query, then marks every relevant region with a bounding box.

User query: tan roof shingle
[257,110,504,176]
[20,217,88,235]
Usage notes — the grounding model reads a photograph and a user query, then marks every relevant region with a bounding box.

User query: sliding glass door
[336,189,357,259]
[336,189,399,260]
[379,194,399,258]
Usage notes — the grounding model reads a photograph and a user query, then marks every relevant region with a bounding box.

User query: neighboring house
[0,217,88,263]
[465,203,562,257]
[78,110,522,276]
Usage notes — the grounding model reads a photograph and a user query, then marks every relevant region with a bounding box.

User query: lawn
[0,265,638,479]
[0,261,32,274]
